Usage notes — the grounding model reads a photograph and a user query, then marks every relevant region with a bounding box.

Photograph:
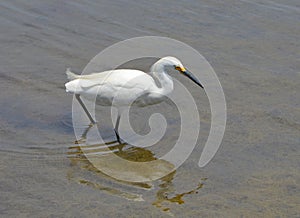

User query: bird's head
[161,56,204,89]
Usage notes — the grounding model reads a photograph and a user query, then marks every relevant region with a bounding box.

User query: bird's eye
[175,66,181,71]
[175,66,186,72]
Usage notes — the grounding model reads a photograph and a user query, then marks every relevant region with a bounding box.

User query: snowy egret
[65,56,203,143]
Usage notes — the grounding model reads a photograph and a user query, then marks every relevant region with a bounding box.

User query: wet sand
[0,0,299,217]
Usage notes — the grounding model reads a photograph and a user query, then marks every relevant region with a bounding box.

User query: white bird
[65,56,203,143]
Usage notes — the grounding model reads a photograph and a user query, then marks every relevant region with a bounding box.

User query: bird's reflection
[67,124,205,214]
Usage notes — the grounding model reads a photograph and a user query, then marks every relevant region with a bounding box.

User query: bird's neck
[151,63,174,96]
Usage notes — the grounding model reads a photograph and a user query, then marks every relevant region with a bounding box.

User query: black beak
[182,70,204,89]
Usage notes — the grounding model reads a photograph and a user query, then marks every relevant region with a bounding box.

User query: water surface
[0,0,299,217]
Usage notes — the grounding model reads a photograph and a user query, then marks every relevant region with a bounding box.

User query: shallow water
[0,0,299,217]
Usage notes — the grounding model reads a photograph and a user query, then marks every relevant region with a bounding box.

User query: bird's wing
[67,69,156,100]
[78,71,114,89]
[109,70,156,93]
[81,69,153,89]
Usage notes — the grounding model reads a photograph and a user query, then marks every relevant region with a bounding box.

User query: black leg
[74,124,93,144]
[75,94,96,125]
[114,113,122,144]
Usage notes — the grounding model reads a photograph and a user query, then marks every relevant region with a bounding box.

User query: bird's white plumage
[65,57,188,107]
[65,56,203,142]
[66,69,163,107]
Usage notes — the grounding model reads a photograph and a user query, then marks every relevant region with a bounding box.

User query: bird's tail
[66,68,79,80]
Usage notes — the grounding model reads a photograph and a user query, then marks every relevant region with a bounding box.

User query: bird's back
[65,69,159,106]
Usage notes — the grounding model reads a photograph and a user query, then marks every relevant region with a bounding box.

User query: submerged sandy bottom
[0,0,299,217]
